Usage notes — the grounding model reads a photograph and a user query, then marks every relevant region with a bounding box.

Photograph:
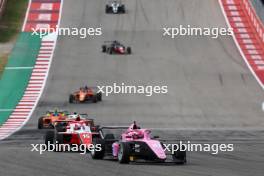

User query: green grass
[0,0,28,42]
[0,53,8,76]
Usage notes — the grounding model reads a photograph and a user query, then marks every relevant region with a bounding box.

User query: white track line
[5,67,33,70]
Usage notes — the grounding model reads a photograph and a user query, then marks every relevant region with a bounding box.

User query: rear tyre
[172,150,186,164]
[102,45,106,52]
[91,138,105,159]
[109,48,113,54]
[97,92,102,101]
[118,142,130,164]
[53,133,64,152]
[69,94,74,103]
[92,96,98,103]
[105,5,109,13]
[38,117,44,129]
[127,47,131,54]
[44,131,54,146]
[55,133,63,144]
[121,5,125,13]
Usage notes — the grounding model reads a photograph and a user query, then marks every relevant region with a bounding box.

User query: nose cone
[147,141,166,159]
[119,47,125,53]
[79,93,86,101]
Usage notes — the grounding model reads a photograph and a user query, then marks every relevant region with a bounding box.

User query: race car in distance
[105,0,125,14]
[69,86,102,103]
[90,122,187,164]
[102,41,131,55]
[38,109,69,129]
[67,113,89,120]
[44,117,100,150]
[38,111,90,129]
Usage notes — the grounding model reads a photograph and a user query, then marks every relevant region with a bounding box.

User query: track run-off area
[0,0,264,176]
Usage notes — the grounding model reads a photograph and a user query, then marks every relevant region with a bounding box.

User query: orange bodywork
[41,113,68,128]
[73,89,94,102]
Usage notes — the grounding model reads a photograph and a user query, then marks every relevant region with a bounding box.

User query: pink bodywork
[118,123,166,160]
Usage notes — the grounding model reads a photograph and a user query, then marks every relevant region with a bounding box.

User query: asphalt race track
[1,0,264,176]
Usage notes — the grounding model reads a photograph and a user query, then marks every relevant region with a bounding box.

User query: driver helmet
[76,115,81,121]
[132,121,140,129]
[74,123,81,130]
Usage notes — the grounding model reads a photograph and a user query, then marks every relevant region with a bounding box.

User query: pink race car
[90,122,186,164]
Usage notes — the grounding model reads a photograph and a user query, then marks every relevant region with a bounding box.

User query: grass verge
[0,53,8,76]
[0,0,28,42]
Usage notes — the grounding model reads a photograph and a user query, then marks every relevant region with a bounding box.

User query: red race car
[44,117,100,152]
[102,41,131,55]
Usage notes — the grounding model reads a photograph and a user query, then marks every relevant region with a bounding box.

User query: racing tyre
[118,142,130,164]
[44,131,54,146]
[102,45,106,52]
[105,5,110,13]
[92,96,98,103]
[91,138,105,159]
[172,150,186,164]
[127,47,131,54]
[69,94,74,103]
[120,5,125,13]
[109,48,113,54]
[97,92,102,101]
[55,133,63,144]
[54,133,64,152]
[38,117,44,129]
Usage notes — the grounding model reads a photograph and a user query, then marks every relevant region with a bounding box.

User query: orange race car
[38,110,69,129]
[69,86,102,103]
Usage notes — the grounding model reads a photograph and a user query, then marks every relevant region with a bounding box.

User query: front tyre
[102,45,106,52]
[44,131,54,146]
[38,117,44,129]
[127,47,131,54]
[118,142,130,164]
[91,138,105,159]
[105,5,110,13]
[172,150,186,164]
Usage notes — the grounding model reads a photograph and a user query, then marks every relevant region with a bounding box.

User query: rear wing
[99,126,129,130]
[74,87,99,92]
[108,0,122,3]
[46,110,69,114]
[103,41,115,43]
[54,120,72,123]
[54,119,94,124]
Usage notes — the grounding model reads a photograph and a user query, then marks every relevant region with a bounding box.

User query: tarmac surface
[0,0,264,175]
